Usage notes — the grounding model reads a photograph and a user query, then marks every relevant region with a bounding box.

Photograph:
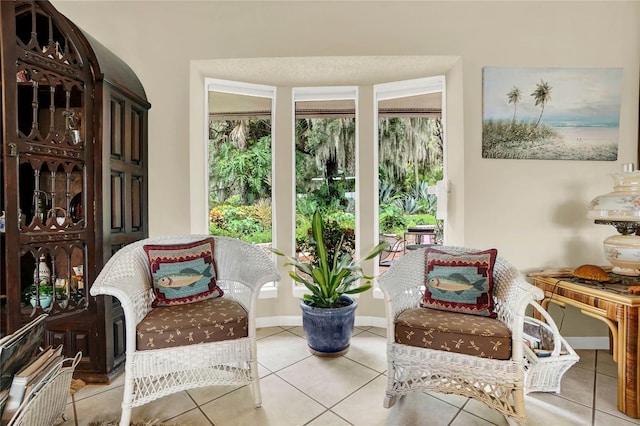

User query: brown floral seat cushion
[395,307,512,360]
[136,297,248,350]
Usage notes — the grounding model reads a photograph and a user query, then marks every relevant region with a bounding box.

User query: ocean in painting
[529,122,619,161]
[551,125,619,147]
[529,123,619,160]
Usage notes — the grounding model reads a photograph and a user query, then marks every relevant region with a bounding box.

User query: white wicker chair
[90,235,280,426]
[378,246,544,426]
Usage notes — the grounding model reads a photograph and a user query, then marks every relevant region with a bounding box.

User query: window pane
[207,91,272,244]
[295,100,356,270]
[378,93,444,269]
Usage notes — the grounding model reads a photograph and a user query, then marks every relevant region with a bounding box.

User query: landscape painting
[482,66,622,160]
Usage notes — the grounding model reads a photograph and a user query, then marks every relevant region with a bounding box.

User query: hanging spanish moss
[378,117,443,185]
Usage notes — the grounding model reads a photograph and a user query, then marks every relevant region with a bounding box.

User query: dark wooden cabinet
[0,0,149,383]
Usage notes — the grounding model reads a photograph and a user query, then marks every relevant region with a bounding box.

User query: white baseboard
[256,316,611,351]
[355,316,387,328]
[256,315,388,329]
[256,316,301,328]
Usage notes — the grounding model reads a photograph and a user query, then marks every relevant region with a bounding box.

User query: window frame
[291,86,359,300]
[205,78,278,298]
[372,76,447,299]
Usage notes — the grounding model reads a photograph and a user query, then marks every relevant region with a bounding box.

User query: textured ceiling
[201,56,458,86]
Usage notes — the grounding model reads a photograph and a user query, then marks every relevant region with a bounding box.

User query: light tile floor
[60,326,640,426]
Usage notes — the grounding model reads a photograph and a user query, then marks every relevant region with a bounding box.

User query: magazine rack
[523,301,579,394]
[6,352,81,426]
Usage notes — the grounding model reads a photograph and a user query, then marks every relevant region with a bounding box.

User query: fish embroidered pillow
[421,247,498,318]
[143,238,223,307]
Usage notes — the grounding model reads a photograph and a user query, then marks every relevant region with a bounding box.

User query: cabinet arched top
[79,30,150,108]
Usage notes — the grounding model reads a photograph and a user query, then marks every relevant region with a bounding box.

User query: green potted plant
[272,210,387,356]
[29,282,53,308]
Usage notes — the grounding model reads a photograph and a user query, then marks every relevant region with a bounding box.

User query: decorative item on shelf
[63,109,81,145]
[0,211,5,233]
[72,265,84,291]
[46,207,68,229]
[54,278,68,301]
[69,193,83,223]
[29,255,53,309]
[33,255,51,286]
[32,190,49,224]
[29,284,53,309]
[18,209,25,228]
[587,164,640,276]
[271,210,387,356]
[16,69,29,83]
[28,260,69,308]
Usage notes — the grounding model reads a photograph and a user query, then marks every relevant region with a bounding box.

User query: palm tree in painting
[506,86,521,123]
[531,79,552,129]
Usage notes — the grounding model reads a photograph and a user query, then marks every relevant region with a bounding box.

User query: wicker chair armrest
[90,241,154,326]
[378,248,426,323]
[214,236,281,294]
[492,260,544,361]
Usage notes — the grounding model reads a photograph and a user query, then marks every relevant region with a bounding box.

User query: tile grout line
[171,388,218,426]
[322,371,387,422]
[70,393,79,426]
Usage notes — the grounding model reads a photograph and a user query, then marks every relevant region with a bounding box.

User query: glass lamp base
[612,266,640,277]
[604,234,640,277]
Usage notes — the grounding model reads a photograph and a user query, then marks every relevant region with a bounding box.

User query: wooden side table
[530,275,640,418]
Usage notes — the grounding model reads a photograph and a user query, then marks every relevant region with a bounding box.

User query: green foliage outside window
[209,202,271,244]
[208,116,445,246]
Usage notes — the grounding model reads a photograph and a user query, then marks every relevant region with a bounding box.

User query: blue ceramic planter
[300,295,357,356]
[30,295,52,309]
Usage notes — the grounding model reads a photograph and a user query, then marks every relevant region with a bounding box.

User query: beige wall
[52,1,640,342]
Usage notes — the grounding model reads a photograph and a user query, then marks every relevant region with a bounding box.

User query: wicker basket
[6,352,82,426]
[523,302,579,394]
